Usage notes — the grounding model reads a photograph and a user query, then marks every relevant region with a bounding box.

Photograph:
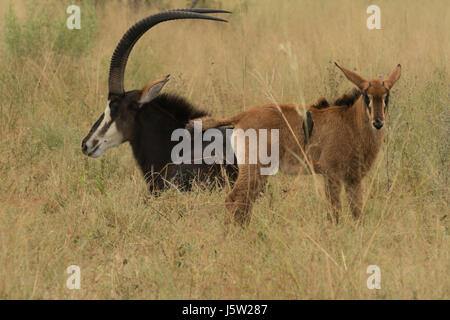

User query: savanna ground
[0,0,448,299]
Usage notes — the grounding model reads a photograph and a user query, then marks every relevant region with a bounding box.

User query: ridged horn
[108,9,229,95]
[173,8,232,14]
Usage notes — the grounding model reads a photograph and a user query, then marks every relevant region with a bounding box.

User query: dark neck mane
[311,88,362,110]
[143,93,209,124]
[131,92,209,182]
[333,88,362,107]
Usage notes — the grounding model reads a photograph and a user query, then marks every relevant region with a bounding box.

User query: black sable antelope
[81,9,237,192]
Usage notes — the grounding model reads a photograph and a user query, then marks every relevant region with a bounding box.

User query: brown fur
[189,64,401,226]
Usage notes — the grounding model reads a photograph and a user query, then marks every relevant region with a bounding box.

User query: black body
[129,93,238,192]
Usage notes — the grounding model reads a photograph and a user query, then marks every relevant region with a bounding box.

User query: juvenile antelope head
[81,9,229,158]
[335,62,401,130]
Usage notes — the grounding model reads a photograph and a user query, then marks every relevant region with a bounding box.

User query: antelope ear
[383,64,401,89]
[139,74,170,104]
[335,62,369,91]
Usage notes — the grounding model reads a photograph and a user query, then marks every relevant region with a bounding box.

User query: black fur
[333,88,362,107]
[146,93,209,125]
[302,110,314,145]
[311,97,330,109]
[130,93,238,193]
[384,91,390,106]
[311,88,362,110]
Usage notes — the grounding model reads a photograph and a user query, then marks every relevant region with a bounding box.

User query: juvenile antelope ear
[383,64,401,89]
[335,62,369,91]
[139,74,170,104]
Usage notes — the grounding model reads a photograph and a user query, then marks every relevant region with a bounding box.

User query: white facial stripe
[103,100,112,123]
[84,100,124,158]
[103,121,123,146]
[86,101,111,147]
[366,96,372,118]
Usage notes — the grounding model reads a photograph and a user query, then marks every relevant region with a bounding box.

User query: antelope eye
[384,92,390,106]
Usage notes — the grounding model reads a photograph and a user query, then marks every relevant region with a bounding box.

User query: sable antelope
[81,9,238,193]
[191,63,401,225]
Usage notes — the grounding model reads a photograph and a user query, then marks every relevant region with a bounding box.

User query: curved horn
[108,9,229,95]
[173,8,232,14]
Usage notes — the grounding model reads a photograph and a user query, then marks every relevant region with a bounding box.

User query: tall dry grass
[0,0,448,299]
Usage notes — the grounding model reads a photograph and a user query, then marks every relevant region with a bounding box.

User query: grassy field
[0,0,448,299]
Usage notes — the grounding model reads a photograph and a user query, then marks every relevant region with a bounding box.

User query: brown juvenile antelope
[191,63,401,226]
